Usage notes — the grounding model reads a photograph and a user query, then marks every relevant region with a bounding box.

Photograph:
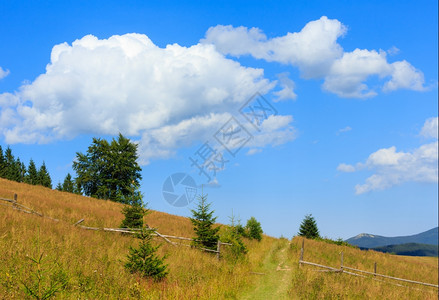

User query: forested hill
[370,243,438,257]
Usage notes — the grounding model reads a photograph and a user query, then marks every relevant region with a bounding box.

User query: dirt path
[240,240,293,299]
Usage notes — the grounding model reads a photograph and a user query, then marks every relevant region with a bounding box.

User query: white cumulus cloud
[0,33,297,164]
[202,17,427,98]
[383,60,426,92]
[203,16,346,79]
[323,49,392,98]
[338,117,438,194]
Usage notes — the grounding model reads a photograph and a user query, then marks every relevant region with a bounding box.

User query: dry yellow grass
[1,178,438,299]
[0,178,264,299]
[288,237,438,299]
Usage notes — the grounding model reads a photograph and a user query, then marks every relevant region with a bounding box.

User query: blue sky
[0,0,437,239]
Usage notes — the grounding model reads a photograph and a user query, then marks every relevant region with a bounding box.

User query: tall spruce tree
[190,192,220,251]
[62,173,75,193]
[25,159,39,185]
[298,214,320,239]
[16,159,26,182]
[73,178,82,195]
[38,162,52,188]
[4,147,20,181]
[0,145,6,178]
[73,134,142,203]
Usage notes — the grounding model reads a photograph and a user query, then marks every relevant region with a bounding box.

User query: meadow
[1,178,438,299]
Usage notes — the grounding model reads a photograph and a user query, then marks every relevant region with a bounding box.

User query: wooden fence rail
[1,194,232,260]
[299,239,439,289]
[342,266,439,288]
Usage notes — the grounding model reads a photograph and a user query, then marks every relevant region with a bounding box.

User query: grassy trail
[240,239,293,299]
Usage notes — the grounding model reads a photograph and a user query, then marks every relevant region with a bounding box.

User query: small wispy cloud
[387,46,400,56]
[246,148,262,155]
[336,126,352,135]
[337,163,355,172]
[0,67,10,80]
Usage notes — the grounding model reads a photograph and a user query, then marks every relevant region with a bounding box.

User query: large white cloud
[338,117,438,194]
[203,16,427,98]
[0,33,296,164]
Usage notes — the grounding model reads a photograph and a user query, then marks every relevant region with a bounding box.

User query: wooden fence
[0,194,231,260]
[298,239,439,289]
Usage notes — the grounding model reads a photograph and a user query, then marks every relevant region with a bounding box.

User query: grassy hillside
[1,178,438,299]
[287,238,438,299]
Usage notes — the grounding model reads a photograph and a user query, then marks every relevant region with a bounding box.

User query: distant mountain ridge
[371,243,438,257]
[346,227,438,249]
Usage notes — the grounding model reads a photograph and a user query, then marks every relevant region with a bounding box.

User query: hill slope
[1,178,438,299]
[346,227,438,248]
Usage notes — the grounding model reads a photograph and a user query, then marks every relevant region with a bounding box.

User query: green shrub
[246,217,263,241]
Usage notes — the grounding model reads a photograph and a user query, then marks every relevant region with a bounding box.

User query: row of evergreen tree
[55,173,78,193]
[0,145,52,188]
[1,134,142,200]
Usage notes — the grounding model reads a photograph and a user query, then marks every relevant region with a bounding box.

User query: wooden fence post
[299,239,304,264]
[12,193,17,208]
[216,240,221,261]
[374,262,377,277]
[340,251,344,272]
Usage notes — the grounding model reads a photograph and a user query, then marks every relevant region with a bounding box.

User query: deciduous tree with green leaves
[72,134,142,203]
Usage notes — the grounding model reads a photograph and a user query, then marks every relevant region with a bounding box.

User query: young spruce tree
[62,173,75,193]
[220,213,247,260]
[246,216,263,241]
[125,228,168,281]
[298,214,320,239]
[190,192,220,251]
[120,183,146,229]
[124,190,167,281]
